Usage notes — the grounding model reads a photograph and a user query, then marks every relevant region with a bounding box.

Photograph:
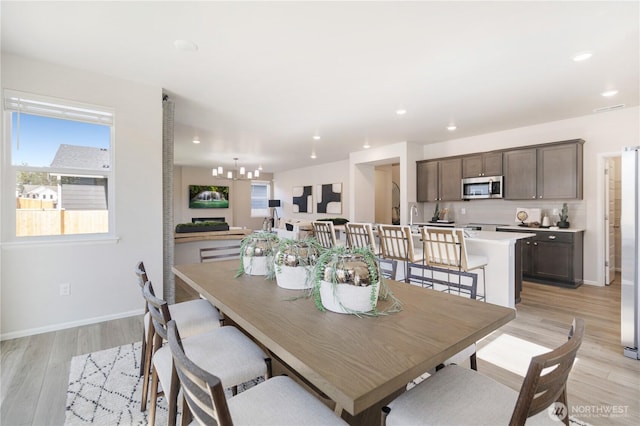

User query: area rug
[65,342,262,425]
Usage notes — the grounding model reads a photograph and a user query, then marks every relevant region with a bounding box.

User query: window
[250,181,271,217]
[3,90,114,239]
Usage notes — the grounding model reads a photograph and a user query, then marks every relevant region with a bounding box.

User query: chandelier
[212,157,260,180]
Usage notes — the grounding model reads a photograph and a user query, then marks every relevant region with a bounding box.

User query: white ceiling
[2,1,638,173]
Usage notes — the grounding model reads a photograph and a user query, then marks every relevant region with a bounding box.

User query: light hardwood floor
[1,277,638,425]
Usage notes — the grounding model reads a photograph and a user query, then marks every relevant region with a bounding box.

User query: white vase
[243,256,270,276]
[319,280,379,314]
[275,264,314,290]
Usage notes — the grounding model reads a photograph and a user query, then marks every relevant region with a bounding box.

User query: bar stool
[420,227,488,301]
[344,222,379,254]
[378,225,424,282]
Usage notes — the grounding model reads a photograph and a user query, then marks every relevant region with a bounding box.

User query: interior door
[605,159,616,284]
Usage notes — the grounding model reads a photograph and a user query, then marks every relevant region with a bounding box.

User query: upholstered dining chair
[142,281,271,426]
[382,318,585,426]
[378,225,424,282]
[166,320,348,426]
[345,222,379,254]
[135,262,222,398]
[312,221,339,248]
[420,227,488,300]
[406,261,478,370]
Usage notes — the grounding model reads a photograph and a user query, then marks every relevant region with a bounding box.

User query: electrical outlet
[460,208,466,215]
[59,283,70,296]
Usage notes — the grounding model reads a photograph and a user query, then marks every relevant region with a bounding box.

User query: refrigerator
[621,146,640,360]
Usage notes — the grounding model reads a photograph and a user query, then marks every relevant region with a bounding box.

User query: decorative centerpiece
[274,238,321,290]
[237,232,278,278]
[557,203,570,229]
[313,246,401,315]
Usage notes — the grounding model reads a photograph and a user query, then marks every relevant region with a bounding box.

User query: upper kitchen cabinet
[462,152,503,178]
[417,158,462,202]
[503,140,584,200]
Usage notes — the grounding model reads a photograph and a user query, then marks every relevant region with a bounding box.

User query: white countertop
[496,225,585,233]
[466,230,535,242]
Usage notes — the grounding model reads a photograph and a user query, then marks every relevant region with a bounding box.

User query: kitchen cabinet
[503,140,583,200]
[462,152,503,178]
[498,228,584,288]
[417,157,462,202]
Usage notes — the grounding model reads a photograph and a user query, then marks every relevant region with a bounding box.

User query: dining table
[172,259,515,425]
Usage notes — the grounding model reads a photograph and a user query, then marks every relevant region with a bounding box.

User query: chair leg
[148,369,159,426]
[381,406,391,426]
[470,353,478,371]
[140,324,155,411]
[168,366,180,426]
[139,330,146,377]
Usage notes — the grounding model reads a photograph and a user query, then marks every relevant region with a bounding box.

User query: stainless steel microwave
[462,175,503,199]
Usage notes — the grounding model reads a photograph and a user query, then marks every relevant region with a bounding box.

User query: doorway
[603,155,622,285]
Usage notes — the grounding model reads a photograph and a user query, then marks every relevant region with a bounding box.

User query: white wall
[273,160,350,221]
[0,54,163,339]
[420,107,640,286]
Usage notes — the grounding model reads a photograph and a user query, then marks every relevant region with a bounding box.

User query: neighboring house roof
[50,144,110,170]
[22,185,58,195]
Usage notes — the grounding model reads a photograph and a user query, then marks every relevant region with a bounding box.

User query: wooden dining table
[172,260,515,425]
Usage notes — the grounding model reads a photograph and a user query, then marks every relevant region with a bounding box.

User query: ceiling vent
[593,104,626,113]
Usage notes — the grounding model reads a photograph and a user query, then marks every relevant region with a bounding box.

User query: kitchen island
[464,230,533,308]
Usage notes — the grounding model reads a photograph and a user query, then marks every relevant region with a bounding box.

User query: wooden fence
[16,209,108,236]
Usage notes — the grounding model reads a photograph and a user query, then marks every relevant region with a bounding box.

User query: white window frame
[2,89,116,243]
[250,181,271,218]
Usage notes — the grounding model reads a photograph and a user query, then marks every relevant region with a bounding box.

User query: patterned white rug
[65,342,261,425]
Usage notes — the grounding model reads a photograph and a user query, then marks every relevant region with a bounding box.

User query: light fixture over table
[212,158,260,180]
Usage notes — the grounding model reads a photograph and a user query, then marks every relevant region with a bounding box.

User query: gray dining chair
[142,281,271,426]
[167,320,348,426]
[382,318,585,426]
[135,261,222,408]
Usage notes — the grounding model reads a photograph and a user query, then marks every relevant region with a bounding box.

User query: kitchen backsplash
[419,199,585,229]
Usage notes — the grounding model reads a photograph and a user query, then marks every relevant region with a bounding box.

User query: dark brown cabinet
[417,158,462,202]
[503,140,583,200]
[462,152,503,178]
[499,228,584,288]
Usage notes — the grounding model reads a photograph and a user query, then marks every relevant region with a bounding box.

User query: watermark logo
[548,402,568,422]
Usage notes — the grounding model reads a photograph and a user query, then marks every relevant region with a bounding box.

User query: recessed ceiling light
[192,137,200,144]
[447,125,457,131]
[363,142,371,149]
[572,51,593,62]
[601,89,618,97]
[313,135,321,140]
[310,152,317,159]
[396,109,407,115]
[173,39,198,52]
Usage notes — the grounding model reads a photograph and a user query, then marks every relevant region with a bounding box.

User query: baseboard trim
[0,308,143,341]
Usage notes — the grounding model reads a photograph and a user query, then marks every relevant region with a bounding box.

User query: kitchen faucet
[410,204,418,227]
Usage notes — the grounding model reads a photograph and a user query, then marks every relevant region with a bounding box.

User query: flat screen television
[188,185,229,209]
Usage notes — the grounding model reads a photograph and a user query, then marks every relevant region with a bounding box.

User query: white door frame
[596,151,622,286]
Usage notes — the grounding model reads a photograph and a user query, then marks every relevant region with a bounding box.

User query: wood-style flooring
[1,276,638,425]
